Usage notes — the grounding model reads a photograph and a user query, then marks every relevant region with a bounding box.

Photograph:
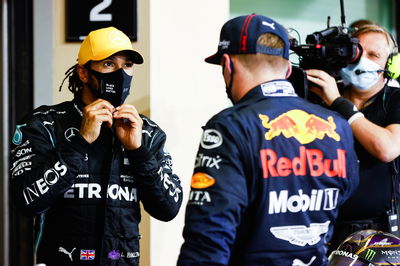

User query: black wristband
[330,97,364,124]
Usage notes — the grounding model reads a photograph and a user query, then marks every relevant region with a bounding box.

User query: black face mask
[223,59,235,104]
[89,68,133,107]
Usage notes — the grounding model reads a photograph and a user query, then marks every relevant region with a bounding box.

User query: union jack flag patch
[80,249,95,260]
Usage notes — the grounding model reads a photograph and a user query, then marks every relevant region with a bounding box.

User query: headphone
[385,32,400,80]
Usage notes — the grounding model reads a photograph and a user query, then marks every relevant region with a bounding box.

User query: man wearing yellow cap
[10,27,182,265]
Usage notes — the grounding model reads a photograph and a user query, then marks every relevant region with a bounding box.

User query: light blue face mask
[340,57,382,90]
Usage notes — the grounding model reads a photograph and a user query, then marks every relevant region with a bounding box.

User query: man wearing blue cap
[177,14,360,265]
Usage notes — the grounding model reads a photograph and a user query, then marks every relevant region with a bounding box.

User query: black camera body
[290,26,362,78]
[287,0,362,102]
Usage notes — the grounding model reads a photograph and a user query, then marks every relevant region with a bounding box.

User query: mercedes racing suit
[10,96,182,265]
[178,80,359,266]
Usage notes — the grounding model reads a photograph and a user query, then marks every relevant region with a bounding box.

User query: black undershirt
[339,85,400,221]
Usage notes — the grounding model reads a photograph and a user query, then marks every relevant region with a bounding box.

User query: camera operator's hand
[113,104,143,150]
[80,99,114,144]
[305,69,341,106]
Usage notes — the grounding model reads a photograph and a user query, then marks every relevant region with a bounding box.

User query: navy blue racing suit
[178,80,359,266]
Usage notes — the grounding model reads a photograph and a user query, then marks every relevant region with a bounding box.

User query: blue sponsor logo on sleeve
[12,124,27,145]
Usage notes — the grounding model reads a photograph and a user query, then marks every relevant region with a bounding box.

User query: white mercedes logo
[64,127,80,142]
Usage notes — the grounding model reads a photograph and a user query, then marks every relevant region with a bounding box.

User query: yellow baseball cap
[78,27,143,65]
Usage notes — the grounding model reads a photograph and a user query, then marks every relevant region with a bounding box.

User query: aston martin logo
[270,221,330,246]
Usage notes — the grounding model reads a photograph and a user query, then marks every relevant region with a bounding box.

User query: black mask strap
[225,58,235,103]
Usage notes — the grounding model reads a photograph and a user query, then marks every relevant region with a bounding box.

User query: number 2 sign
[66,0,137,42]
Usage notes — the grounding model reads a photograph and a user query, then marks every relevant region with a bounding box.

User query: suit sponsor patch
[188,190,212,206]
[269,188,339,214]
[23,161,67,205]
[270,220,330,246]
[64,183,137,202]
[260,146,346,178]
[259,110,340,144]
[191,172,216,189]
[200,129,223,149]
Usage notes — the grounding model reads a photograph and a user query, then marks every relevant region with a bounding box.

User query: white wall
[149,1,229,265]
[33,0,53,108]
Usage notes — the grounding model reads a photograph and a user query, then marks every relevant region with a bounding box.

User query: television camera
[288,0,362,100]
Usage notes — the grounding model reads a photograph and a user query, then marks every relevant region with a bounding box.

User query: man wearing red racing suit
[178,14,359,265]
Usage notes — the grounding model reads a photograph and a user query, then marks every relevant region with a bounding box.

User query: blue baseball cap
[205,14,290,64]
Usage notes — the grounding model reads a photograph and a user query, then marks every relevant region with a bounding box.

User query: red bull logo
[259,110,340,144]
[260,146,347,178]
